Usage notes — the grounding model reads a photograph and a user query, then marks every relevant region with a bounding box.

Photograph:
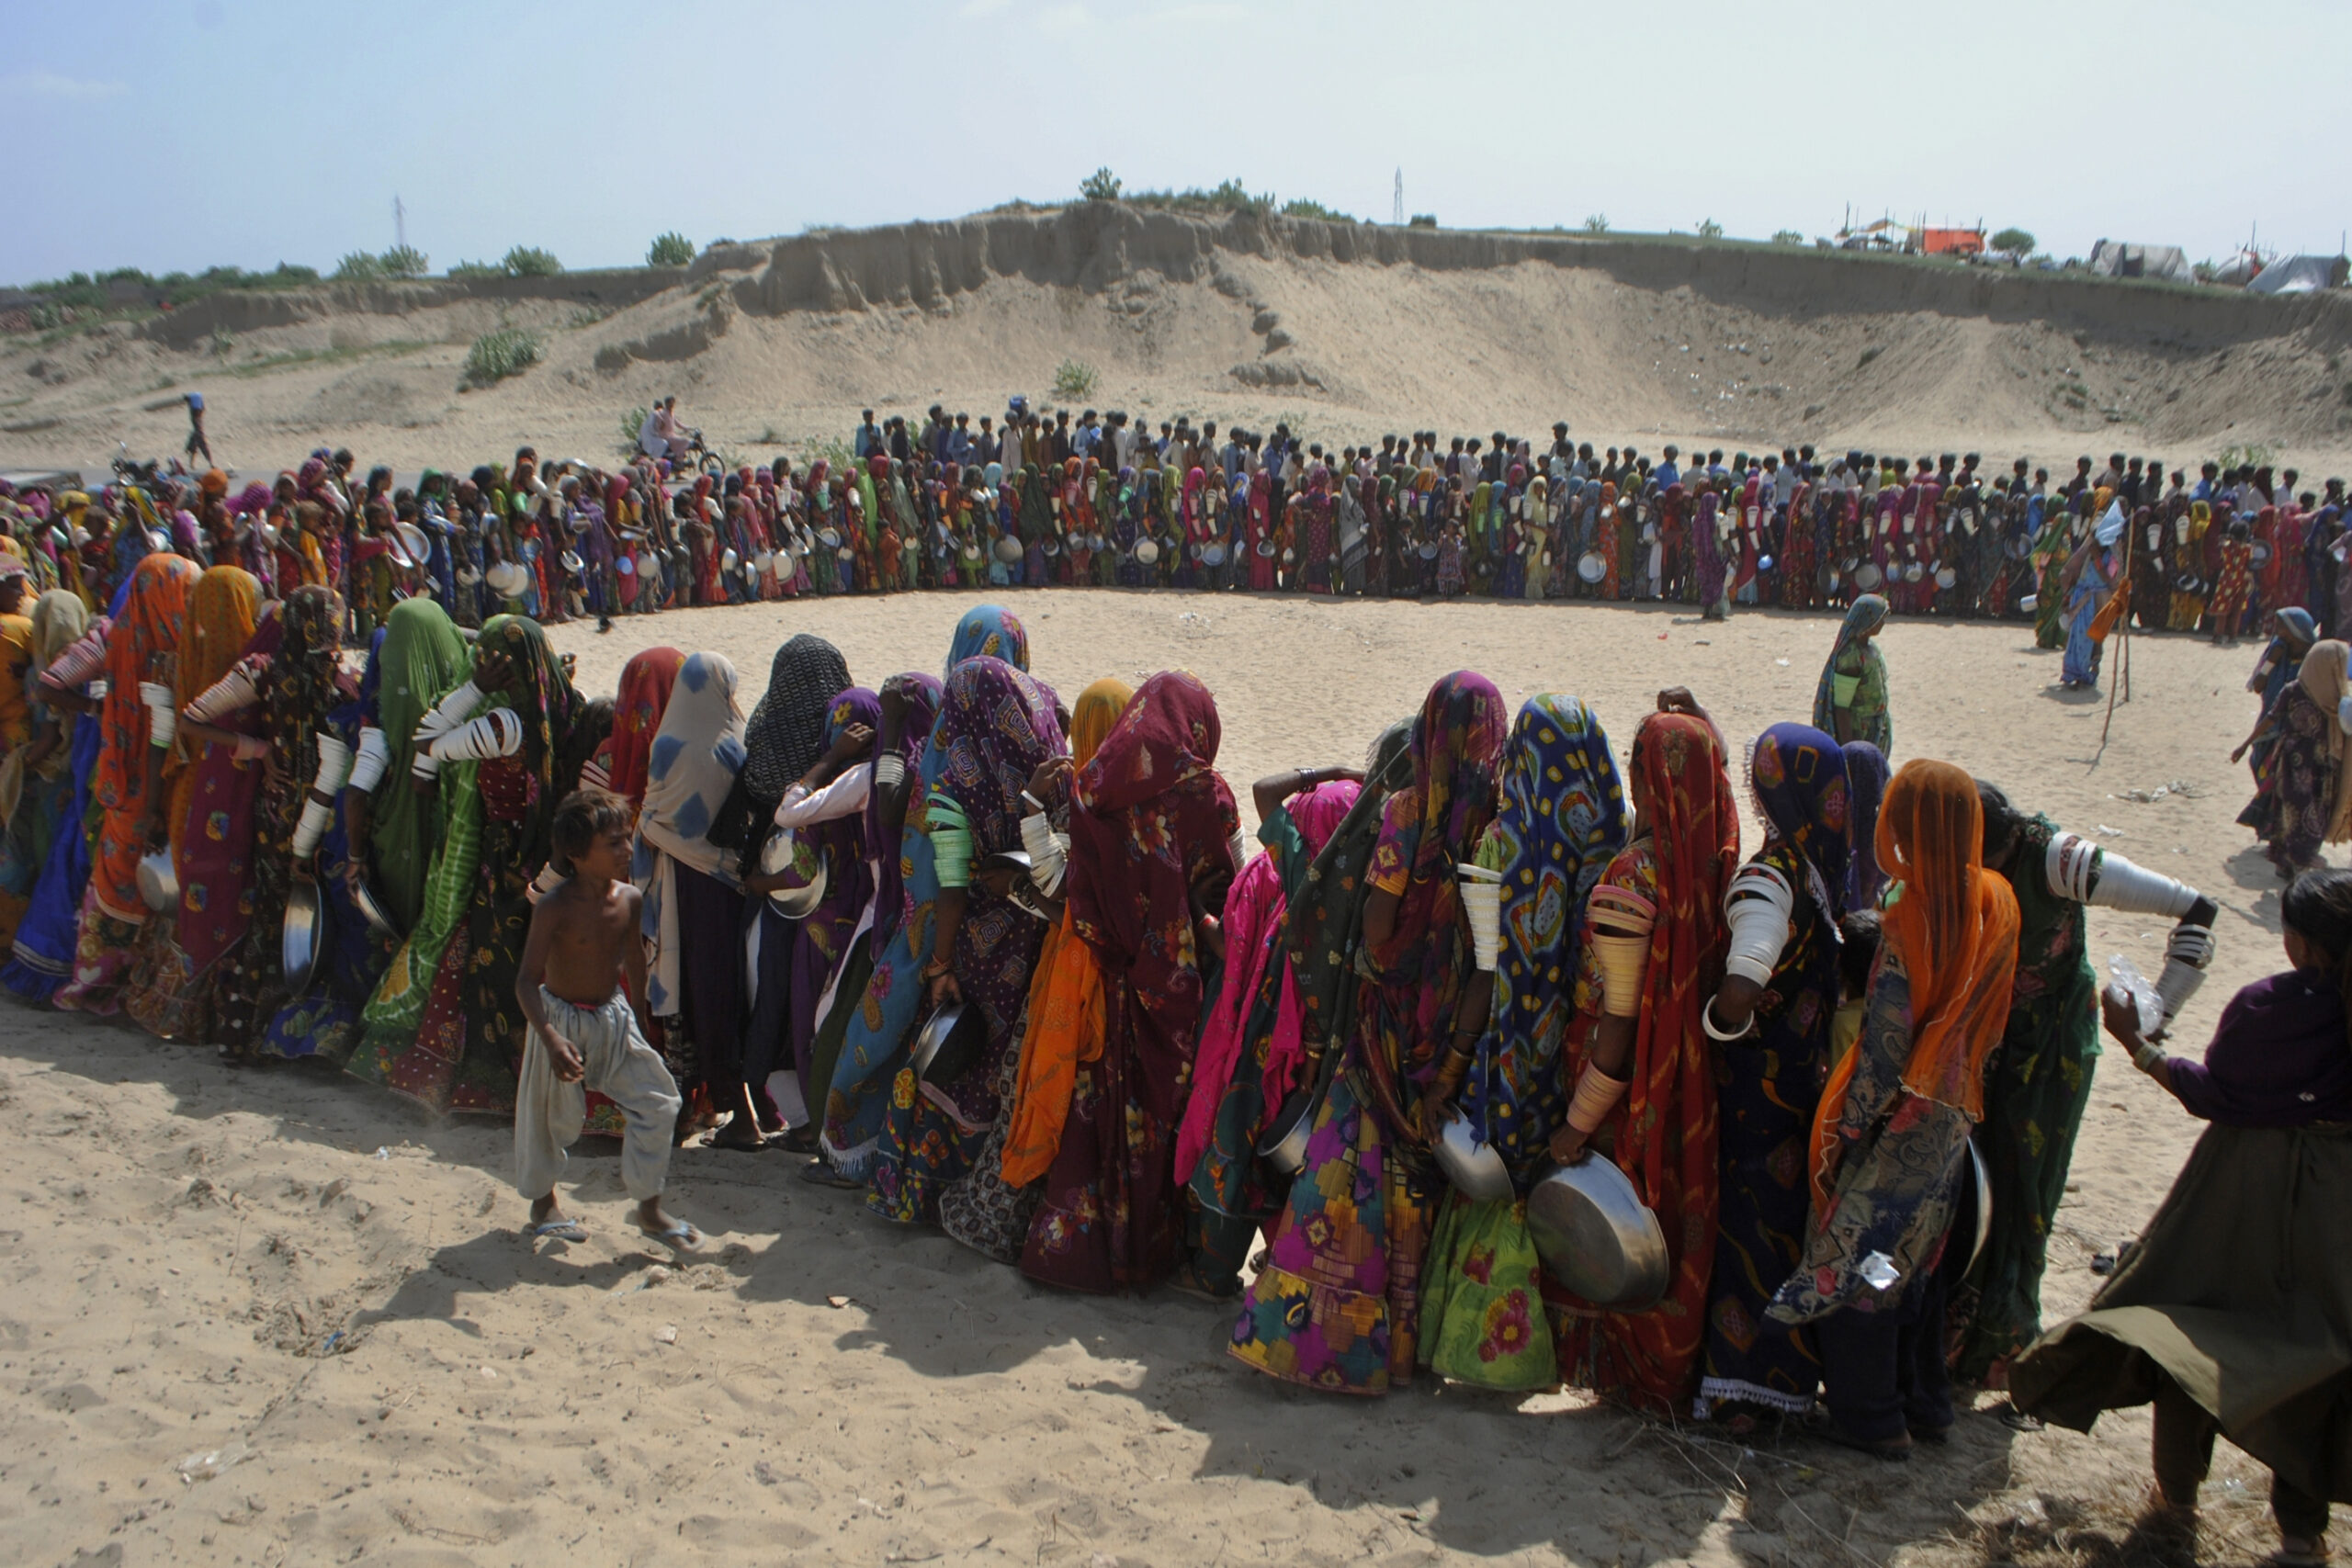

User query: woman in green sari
[1813,593,1892,755]
[342,605,488,1083]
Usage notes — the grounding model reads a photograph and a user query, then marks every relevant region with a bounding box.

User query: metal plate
[757,827,828,919]
[1525,1154,1671,1310]
[282,874,324,999]
[910,1002,988,1086]
[1433,1114,1513,1202]
[137,850,177,913]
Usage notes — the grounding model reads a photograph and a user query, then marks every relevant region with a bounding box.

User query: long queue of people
[0,449,2341,1545]
[9,414,2346,672]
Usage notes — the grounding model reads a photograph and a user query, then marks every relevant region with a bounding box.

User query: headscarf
[741,634,851,802]
[635,651,747,1017]
[609,647,687,808]
[472,614,579,867]
[96,553,198,818]
[1840,740,1891,908]
[2300,639,2352,843]
[1609,711,1740,1205]
[637,652,745,883]
[1809,760,2020,1210]
[1748,723,1851,926]
[2274,605,2319,652]
[1460,695,1629,1173]
[867,671,943,955]
[175,566,263,723]
[944,603,1028,674]
[1001,675,1134,1187]
[368,599,470,931]
[1359,671,1509,1141]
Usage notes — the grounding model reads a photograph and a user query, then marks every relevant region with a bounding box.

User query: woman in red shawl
[608,647,687,817]
[1022,672,1240,1293]
[1247,470,1275,592]
[1781,478,1816,610]
[1546,697,1739,1416]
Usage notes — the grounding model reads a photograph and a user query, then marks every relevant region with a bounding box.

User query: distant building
[1919,227,1985,258]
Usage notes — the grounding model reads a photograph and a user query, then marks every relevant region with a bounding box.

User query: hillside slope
[7,204,2350,479]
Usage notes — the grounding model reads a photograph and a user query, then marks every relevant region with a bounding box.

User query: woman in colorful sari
[261,600,431,1066]
[53,552,198,1016]
[820,606,1029,1183]
[3,594,107,1001]
[1645,720,1843,1429]
[2059,506,2123,690]
[1418,694,1628,1392]
[746,686,879,1147]
[2013,866,2351,1563]
[348,615,579,1115]
[0,582,73,913]
[947,676,1130,1263]
[801,671,943,1185]
[1950,781,2215,1389]
[1768,760,2018,1460]
[1693,490,1730,621]
[1542,702,1739,1416]
[1021,672,1238,1292]
[1230,672,1509,1396]
[1171,760,1369,1296]
[2238,637,2352,878]
[200,588,354,1060]
[2232,606,2318,805]
[634,651,759,1145]
[1842,740,1891,908]
[1814,594,1892,755]
[864,654,1064,1224]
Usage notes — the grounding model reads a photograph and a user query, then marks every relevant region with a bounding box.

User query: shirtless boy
[514,788,698,1247]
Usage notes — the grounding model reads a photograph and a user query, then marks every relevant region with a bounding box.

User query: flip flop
[527,1218,588,1242]
[639,1218,701,1251]
[798,1161,864,1190]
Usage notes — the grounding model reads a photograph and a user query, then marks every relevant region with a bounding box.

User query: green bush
[1408,213,1436,229]
[1583,214,1609,233]
[1080,167,1123,202]
[463,327,542,389]
[1772,229,1804,245]
[648,231,695,267]
[1280,197,1353,222]
[620,405,650,453]
[1697,218,1724,240]
[1991,226,2036,261]
[501,246,563,277]
[379,245,429,278]
[1052,358,1098,400]
[447,259,502,279]
[334,251,384,281]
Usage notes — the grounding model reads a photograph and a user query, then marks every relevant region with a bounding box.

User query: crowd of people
[17,400,2346,682]
[0,423,2341,1552]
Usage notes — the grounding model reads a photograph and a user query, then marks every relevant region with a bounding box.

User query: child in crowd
[514,788,699,1248]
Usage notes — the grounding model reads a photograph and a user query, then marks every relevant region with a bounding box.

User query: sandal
[2274,1538,2330,1568]
[798,1160,864,1190]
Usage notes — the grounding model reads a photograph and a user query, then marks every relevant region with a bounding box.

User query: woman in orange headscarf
[53,551,200,1015]
[1766,758,2019,1460]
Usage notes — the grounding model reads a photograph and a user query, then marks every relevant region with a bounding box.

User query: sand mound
[8,203,2352,481]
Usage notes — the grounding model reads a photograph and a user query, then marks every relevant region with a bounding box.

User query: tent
[2247,254,2349,294]
[2086,241,2191,283]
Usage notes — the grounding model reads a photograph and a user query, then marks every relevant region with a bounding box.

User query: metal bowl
[1433,1113,1514,1202]
[993,536,1024,565]
[1525,1154,1670,1310]
[1257,1078,1324,1174]
[1259,539,1279,558]
[1964,1139,1993,1273]
[393,521,429,568]
[137,850,178,913]
[981,848,1053,921]
[1577,551,1606,583]
[1852,562,1883,590]
[910,1001,988,1087]
[818,527,842,548]
[349,874,401,940]
[1134,539,1160,565]
[282,874,325,998]
[1203,543,1227,567]
[757,826,828,919]
[560,549,585,576]
[486,561,528,597]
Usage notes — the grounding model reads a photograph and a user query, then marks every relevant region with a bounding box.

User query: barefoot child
[514,788,699,1247]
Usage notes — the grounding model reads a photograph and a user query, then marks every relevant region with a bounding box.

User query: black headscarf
[741,632,852,802]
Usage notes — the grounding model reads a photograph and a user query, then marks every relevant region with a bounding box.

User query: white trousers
[514,987,683,1202]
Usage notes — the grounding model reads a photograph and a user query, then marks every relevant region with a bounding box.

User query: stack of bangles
[1566,1060,1631,1135]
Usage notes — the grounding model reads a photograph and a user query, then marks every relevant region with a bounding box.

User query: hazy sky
[9,0,2346,284]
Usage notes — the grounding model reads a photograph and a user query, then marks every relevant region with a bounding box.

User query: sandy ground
[1,588,2341,1568]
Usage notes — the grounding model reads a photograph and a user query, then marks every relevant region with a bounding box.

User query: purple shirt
[2169,969,2352,1126]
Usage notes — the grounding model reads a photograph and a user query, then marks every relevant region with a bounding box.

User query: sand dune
[0,588,2337,1567]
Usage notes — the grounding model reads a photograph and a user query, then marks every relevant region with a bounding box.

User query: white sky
[7,0,2346,283]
